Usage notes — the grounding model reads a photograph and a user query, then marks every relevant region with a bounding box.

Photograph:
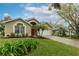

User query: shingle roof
[3,18,32,26]
[25,18,40,23]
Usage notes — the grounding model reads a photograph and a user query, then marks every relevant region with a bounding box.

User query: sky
[0,3,65,24]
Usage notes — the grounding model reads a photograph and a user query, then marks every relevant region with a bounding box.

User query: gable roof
[26,18,40,23]
[4,18,31,26]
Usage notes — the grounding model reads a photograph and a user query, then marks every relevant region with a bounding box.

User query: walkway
[43,35,79,48]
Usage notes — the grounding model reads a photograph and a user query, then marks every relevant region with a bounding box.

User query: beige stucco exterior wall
[4,20,31,37]
[4,22,13,37]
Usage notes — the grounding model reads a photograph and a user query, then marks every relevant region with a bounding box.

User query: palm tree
[32,23,49,36]
[40,23,49,36]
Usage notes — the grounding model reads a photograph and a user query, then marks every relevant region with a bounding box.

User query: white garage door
[39,30,52,36]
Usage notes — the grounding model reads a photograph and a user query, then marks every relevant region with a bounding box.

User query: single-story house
[1,18,40,37]
[0,16,53,37]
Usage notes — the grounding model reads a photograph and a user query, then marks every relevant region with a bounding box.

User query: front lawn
[0,37,79,56]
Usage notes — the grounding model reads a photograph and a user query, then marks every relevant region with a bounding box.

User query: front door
[31,29,37,37]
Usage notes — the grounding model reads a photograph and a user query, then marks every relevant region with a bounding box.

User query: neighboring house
[1,18,40,37]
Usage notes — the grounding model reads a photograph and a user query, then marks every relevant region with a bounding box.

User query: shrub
[21,33,28,37]
[9,33,15,38]
[7,35,10,37]
[24,39,38,52]
[25,33,28,37]
[15,34,21,38]
[0,39,38,56]
[22,33,25,37]
[8,33,29,38]
[70,35,79,39]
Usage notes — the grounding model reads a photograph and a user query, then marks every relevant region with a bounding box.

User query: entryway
[31,29,37,37]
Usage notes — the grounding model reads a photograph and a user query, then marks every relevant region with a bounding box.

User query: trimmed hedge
[0,39,38,56]
[70,35,79,39]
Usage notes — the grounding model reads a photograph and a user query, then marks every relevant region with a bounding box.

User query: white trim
[24,25,26,34]
[13,22,26,34]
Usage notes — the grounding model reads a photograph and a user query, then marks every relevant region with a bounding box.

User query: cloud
[24,5,57,18]
[3,13,10,17]
[24,6,54,17]
[23,4,64,23]
[19,4,33,8]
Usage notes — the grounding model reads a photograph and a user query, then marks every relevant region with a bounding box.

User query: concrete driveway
[43,35,79,48]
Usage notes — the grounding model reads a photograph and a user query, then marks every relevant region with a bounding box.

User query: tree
[4,15,11,21]
[32,22,49,36]
[52,23,67,36]
[0,15,12,36]
[48,3,61,10]
[49,3,79,35]
[40,23,49,36]
[0,24,5,36]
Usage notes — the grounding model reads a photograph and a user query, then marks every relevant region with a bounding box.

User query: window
[15,26,19,33]
[30,22,36,25]
[15,23,25,34]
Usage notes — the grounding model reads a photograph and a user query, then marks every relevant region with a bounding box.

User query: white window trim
[13,22,26,34]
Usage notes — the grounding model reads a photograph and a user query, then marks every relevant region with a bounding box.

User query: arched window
[15,23,25,34]
[30,22,36,25]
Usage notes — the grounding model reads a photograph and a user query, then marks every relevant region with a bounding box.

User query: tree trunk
[75,26,79,35]
[41,30,44,36]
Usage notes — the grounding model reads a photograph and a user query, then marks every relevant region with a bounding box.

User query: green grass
[0,37,79,56]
